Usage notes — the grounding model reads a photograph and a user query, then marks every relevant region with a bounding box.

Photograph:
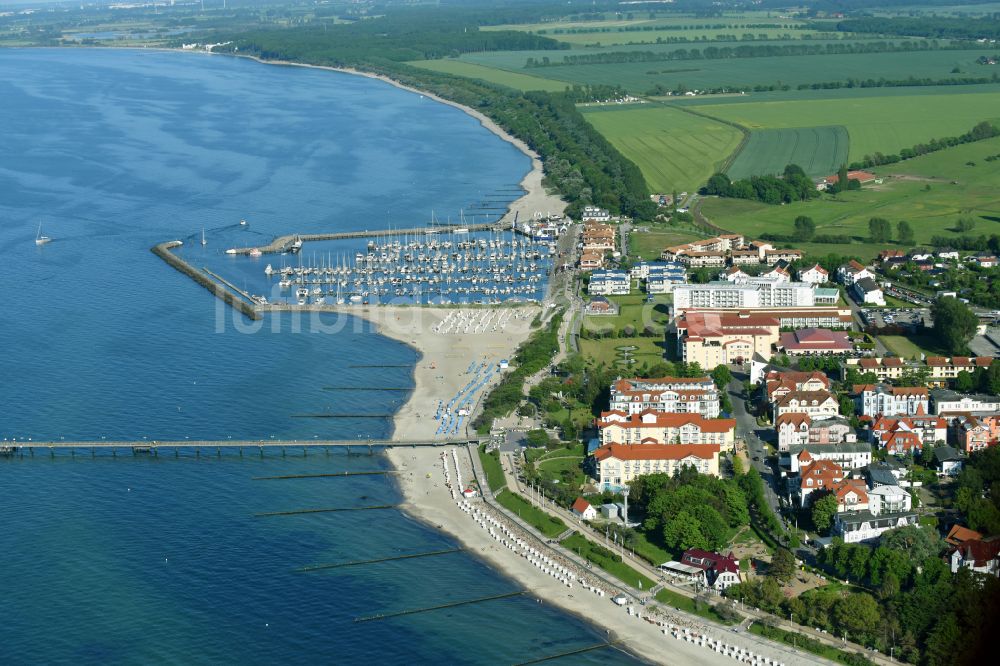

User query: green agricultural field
[699,134,1000,254]
[726,126,849,179]
[629,228,709,260]
[408,59,568,92]
[582,104,743,192]
[460,48,993,95]
[695,91,1000,162]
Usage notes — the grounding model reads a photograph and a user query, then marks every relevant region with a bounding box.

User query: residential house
[852,277,885,306]
[777,413,811,451]
[593,443,722,489]
[730,249,763,266]
[580,250,604,271]
[773,389,839,421]
[949,536,1000,576]
[871,415,948,449]
[932,389,1000,415]
[798,456,846,507]
[855,385,929,418]
[720,266,750,282]
[937,248,960,261]
[764,369,832,403]
[680,549,742,591]
[798,264,830,285]
[952,414,1000,453]
[588,270,630,296]
[945,524,982,548]
[764,249,803,265]
[596,411,736,447]
[837,260,875,286]
[834,509,918,544]
[631,261,684,280]
[581,206,611,223]
[585,296,618,316]
[609,377,720,417]
[934,446,965,476]
[776,414,857,452]
[571,497,598,520]
[830,478,870,513]
[879,250,905,263]
[784,442,871,473]
[868,484,912,515]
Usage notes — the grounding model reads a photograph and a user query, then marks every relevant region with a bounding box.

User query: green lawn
[629,228,709,261]
[655,587,741,625]
[581,103,744,192]
[562,532,657,591]
[536,455,587,487]
[696,90,1000,161]
[582,293,672,336]
[699,134,1000,251]
[478,445,507,492]
[879,334,947,360]
[495,490,568,538]
[408,59,568,92]
[579,336,667,369]
[727,125,849,179]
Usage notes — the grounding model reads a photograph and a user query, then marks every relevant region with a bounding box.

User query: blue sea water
[0,47,528,442]
[0,49,642,664]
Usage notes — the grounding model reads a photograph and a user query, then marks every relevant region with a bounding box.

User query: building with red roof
[680,549,743,590]
[593,443,722,489]
[596,411,735,448]
[571,497,597,520]
[608,376,720,417]
[779,328,853,356]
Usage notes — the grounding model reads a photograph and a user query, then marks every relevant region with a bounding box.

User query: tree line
[525,39,965,67]
[836,16,1000,41]
[796,71,1000,90]
[848,121,1000,170]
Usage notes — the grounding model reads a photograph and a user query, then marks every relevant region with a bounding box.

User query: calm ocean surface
[0,49,641,664]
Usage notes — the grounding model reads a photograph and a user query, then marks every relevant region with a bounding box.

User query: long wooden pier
[1,437,479,450]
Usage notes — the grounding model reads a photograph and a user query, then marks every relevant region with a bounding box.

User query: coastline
[337,305,540,441]
[227,53,568,228]
[387,446,744,666]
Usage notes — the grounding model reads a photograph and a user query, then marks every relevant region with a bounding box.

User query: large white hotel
[673,276,816,312]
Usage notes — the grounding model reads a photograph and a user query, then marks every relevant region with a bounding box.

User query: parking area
[858,307,930,329]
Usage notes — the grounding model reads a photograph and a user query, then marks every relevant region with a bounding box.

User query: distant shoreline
[217,51,567,227]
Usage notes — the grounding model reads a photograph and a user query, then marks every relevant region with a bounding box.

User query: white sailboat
[35,223,51,246]
[201,228,207,246]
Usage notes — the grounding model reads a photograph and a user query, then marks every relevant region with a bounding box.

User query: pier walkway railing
[1,438,482,451]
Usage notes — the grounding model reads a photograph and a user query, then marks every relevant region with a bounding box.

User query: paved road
[728,372,783,519]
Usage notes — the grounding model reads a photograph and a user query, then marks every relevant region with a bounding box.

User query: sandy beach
[339,305,541,441]
[387,445,821,666]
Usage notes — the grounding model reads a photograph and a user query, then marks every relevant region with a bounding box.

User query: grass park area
[579,292,671,367]
[655,587,741,625]
[562,532,657,591]
[408,59,568,92]
[879,334,947,360]
[495,490,567,538]
[581,104,744,192]
[478,445,507,492]
[629,227,708,261]
[699,134,1000,258]
[694,90,1000,162]
[726,126,849,179]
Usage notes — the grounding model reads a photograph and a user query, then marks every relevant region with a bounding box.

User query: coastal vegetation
[479,445,507,492]
[561,532,656,592]
[494,490,567,539]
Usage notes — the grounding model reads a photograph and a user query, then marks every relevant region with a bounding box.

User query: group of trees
[930,296,980,355]
[848,121,1000,170]
[865,217,915,245]
[628,467,749,553]
[796,71,1000,91]
[702,164,819,205]
[954,446,1000,535]
[728,522,997,661]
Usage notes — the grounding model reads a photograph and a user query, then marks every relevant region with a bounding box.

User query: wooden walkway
[3,438,480,450]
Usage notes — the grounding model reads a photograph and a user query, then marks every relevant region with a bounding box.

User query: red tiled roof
[593,443,721,462]
[777,413,811,428]
[945,524,983,547]
[571,497,592,514]
[597,412,736,433]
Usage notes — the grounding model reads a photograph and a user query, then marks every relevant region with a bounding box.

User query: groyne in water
[150,241,261,321]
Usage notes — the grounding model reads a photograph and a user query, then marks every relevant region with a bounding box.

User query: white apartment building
[673,277,815,312]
